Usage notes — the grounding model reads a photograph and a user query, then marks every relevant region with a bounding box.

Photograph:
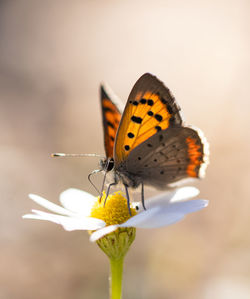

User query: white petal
[124,212,185,228]
[28,194,75,216]
[120,206,170,228]
[170,187,200,202]
[23,210,106,231]
[59,188,96,216]
[90,225,119,242]
[145,187,200,209]
[121,199,208,229]
[165,199,208,214]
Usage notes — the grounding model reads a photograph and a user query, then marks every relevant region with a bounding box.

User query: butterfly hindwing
[122,126,208,189]
[100,85,122,158]
[114,73,183,163]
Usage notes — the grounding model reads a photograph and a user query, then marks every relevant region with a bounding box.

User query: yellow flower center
[90,191,137,225]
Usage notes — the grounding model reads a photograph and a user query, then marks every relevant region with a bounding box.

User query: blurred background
[0,0,249,298]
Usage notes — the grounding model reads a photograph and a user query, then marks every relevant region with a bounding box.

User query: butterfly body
[100,73,209,199]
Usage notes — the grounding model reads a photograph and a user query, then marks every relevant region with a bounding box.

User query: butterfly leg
[100,157,113,197]
[141,182,146,210]
[103,182,117,206]
[88,169,102,195]
[124,184,132,216]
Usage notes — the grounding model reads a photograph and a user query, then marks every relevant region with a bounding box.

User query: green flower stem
[109,257,124,299]
[96,228,136,299]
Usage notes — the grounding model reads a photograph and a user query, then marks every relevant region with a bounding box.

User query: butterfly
[99,73,209,213]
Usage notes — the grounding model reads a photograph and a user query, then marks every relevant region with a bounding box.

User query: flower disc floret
[90,192,137,226]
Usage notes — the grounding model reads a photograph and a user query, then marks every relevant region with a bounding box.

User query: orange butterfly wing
[114,73,183,163]
[100,85,122,158]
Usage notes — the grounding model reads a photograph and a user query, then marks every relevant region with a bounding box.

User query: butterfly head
[100,157,115,172]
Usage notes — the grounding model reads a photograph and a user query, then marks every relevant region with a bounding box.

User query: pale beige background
[0,1,249,298]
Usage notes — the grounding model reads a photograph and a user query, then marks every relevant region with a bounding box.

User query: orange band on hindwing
[186,137,203,177]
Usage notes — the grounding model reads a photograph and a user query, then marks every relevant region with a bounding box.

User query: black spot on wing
[161,97,167,105]
[107,121,115,128]
[147,99,154,106]
[103,107,115,113]
[140,98,147,104]
[166,104,173,114]
[127,132,135,138]
[131,116,142,124]
[154,114,163,122]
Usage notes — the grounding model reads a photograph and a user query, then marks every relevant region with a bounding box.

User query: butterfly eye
[107,158,114,171]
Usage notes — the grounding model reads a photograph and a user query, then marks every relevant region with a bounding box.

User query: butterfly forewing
[123,127,208,189]
[100,85,122,158]
[114,73,182,163]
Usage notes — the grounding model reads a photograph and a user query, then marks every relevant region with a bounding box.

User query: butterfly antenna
[88,170,102,195]
[51,153,105,158]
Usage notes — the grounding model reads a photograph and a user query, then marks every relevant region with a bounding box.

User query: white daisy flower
[23,187,208,243]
